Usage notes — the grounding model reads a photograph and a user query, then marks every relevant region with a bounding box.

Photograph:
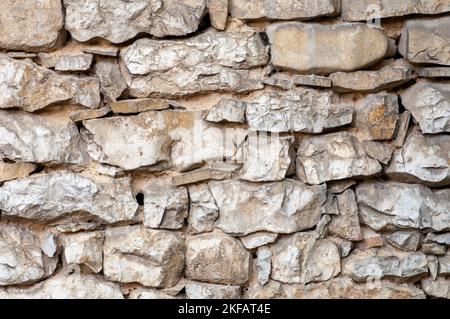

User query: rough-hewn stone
[208,179,326,236]
[103,225,185,288]
[61,231,104,273]
[267,22,390,74]
[185,281,241,299]
[0,162,36,183]
[328,190,363,242]
[187,183,219,234]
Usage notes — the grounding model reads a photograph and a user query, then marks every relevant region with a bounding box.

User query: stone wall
[0,0,449,299]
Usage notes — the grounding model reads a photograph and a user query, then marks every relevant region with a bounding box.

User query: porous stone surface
[1,0,449,300]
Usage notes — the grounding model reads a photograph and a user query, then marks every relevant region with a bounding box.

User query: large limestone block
[342,248,428,282]
[267,22,390,74]
[64,0,207,43]
[229,0,340,20]
[83,111,246,171]
[296,132,382,185]
[0,110,86,165]
[103,225,185,288]
[422,278,450,299]
[270,232,341,284]
[400,81,450,134]
[245,88,353,133]
[0,171,138,225]
[0,223,57,286]
[0,56,100,112]
[386,129,450,186]
[0,272,123,299]
[356,181,450,232]
[0,0,64,52]
[240,134,292,182]
[208,179,326,236]
[399,17,450,66]
[342,0,450,21]
[120,30,268,98]
[185,231,251,285]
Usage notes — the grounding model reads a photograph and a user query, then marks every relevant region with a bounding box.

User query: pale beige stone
[0,162,36,183]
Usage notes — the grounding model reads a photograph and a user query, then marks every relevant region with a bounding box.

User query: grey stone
[256,247,272,286]
[240,232,278,250]
[328,190,363,242]
[185,281,241,299]
[386,231,422,252]
[61,231,104,273]
[55,53,93,72]
[205,98,246,123]
[187,183,219,234]
[93,58,127,102]
[422,278,450,299]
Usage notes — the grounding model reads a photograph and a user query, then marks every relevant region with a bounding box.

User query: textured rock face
[64,0,207,43]
[296,132,382,185]
[246,88,353,133]
[0,110,86,165]
[62,232,104,273]
[328,190,363,242]
[0,162,36,183]
[342,248,428,281]
[267,22,390,74]
[0,223,57,286]
[0,272,123,299]
[341,0,450,21]
[330,61,416,93]
[185,231,251,285]
[387,130,450,186]
[187,183,219,234]
[270,232,341,284]
[103,226,185,288]
[0,172,138,225]
[121,30,268,98]
[240,134,292,182]
[0,0,64,52]
[400,81,450,134]
[356,181,450,232]
[205,98,246,123]
[229,0,340,20]
[0,56,100,112]
[399,17,450,66]
[185,281,241,299]
[208,179,326,235]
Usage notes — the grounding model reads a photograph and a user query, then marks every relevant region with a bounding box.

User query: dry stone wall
[1,0,450,299]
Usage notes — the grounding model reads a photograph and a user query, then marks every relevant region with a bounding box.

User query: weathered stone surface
[330,60,416,93]
[127,287,179,299]
[351,92,400,141]
[0,0,64,52]
[282,277,426,299]
[121,30,268,98]
[64,0,207,43]
[186,231,251,285]
[417,67,450,78]
[393,112,411,148]
[328,190,363,242]
[61,231,104,273]
[83,111,246,171]
[358,227,384,250]
[240,232,278,250]
[296,132,382,185]
[356,181,450,232]
[267,22,390,74]
[104,225,185,288]
[387,129,450,186]
[187,183,219,234]
[246,88,353,133]
[144,180,188,229]
[0,171,138,224]
[110,99,170,114]
[386,231,422,252]
[70,107,111,123]
[399,17,450,66]
[0,162,36,183]
[264,73,332,89]
[422,278,450,299]
[425,233,450,246]
[422,243,447,256]
[93,58,127,102]
[208,179,326,236]
[205,98,246,123]
[363,141,393,165]
[172,168,213,186]
[270,232,341,284]
[0,56,100,112]
[342,0,450,21]
[342,248,428,282]
[0,223,57,286]
[55,53,93,72]
[208,0,228,30]
[400,81,450,134]
[439,253,450,275]
[185,281,241,299]
[256,246,272,286]
[240,134,292,182]
[327,180,356,194]
[0,271,123,299]
[0,110,86,165]
[229,0,340,20]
